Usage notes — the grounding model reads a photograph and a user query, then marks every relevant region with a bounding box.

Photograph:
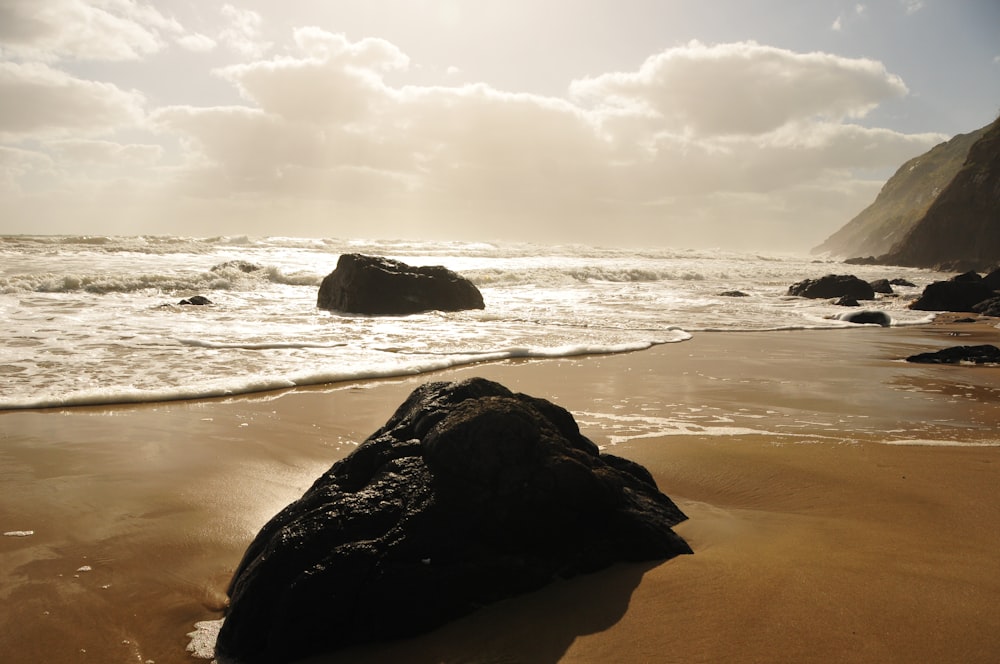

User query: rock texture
[909,273,998,312]
[215,378,691,664]
[317,254,485,315]
[972,297,1000,317]
[812,121,992,260]
[787,274,875,300]
[906,345,1000,365]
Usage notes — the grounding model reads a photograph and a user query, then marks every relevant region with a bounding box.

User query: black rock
[179,295,212,305]
[983,268,1000,290]
[972,296,1000,317]
[317,254,485,315]
[215,378,691,664]
[719,290,750,297]
[889,278,917,287]
[906,344,1000,365]
[951,270,984,283]
[834,296,860,307]
[909,280,997,312]
[869,279,894,294]
[836,310,892,326]
[787,274,875,300]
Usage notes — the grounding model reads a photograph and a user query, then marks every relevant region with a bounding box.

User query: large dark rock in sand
[787,274,875,300]
[317,253,484,315]
[906,345,1000,365]
[215,378,691,664]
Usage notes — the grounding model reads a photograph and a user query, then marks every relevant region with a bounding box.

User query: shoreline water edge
[3,236,1000,662]
[2,316,1000,663]
[1,234,946,410]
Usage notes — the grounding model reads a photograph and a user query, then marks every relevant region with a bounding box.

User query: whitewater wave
[0,261,323,295]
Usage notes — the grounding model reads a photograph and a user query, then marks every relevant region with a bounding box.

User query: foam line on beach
[0,335,692,410]
[880,439,1000,447]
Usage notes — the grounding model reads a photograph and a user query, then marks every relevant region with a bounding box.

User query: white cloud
[48,138,163,165]
[8,29,945,250]
[569,41,908,136]
[146,31,938,247]
[177,32,217,53]
[0,0,182,61]
[832,16,843,31]
[213,28,408,125]
[0,61,146,140]
[218,4,272,59]
[901,0,924,14]
[0,145,54,191]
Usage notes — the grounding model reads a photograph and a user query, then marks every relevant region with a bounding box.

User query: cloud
[141,30,942,249]
[177,32,217,53]
[0,145,54,191]
[0,61,145,140]
[218,4,272,59]
[569,41,908,136]
[832,16,843,31]
[901,0,924,14]
[0,0,182,61]
[213,28,408,124]
[8,28,944,249]
[48,138,163,165]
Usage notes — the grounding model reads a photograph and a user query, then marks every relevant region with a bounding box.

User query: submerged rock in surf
[316,253,484,315]
[836,310,892,326]
[216,377,691,664]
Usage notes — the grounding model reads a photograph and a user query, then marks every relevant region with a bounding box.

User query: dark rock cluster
[906,345,1000,365]
[215,378,691,664]
[910,270,1000,312]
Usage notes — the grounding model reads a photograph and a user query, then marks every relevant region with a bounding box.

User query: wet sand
[2,320,999,663]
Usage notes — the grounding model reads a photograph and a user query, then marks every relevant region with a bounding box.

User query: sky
[1,1,998,252]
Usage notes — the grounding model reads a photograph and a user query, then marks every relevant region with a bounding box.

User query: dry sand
[2,320,999,663]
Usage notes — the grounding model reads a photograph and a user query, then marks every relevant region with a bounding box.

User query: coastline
[2,320,999,663]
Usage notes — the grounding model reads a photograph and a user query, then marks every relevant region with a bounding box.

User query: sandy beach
[2,320,1000,663]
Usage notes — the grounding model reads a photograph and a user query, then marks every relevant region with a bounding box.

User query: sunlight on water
[0,235,947,409]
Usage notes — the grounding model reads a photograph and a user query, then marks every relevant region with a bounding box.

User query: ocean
[0,234,946,410]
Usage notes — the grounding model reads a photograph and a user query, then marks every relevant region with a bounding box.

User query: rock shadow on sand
[215,378,689,663]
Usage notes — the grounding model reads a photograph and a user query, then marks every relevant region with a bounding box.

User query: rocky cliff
[812,120,994,262]
[878,117,1000,271]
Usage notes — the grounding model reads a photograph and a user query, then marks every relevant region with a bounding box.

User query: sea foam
[0,235,951,410]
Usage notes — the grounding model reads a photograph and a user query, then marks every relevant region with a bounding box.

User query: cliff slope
[812,123,989,258]
[879,117,1000,271]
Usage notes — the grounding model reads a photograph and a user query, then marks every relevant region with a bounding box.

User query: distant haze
[1,1,998,251]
